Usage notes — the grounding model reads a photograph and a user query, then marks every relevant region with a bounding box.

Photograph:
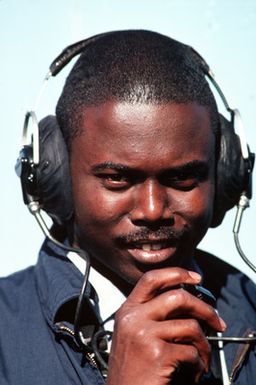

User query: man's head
[56,30,219,148]
[55,30,218,292]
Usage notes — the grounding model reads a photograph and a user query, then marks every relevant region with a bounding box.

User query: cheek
[172,184,215,226]
[72,176,130,227]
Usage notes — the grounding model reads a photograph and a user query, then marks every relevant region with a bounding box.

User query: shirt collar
[35,238,93,325]
[89,266,126,324]
[67,250,126,323]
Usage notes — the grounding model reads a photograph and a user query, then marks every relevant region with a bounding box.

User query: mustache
[116,227,186,245]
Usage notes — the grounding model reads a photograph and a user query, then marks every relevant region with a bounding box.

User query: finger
[144,287,226,332]
[128,267,201,303]
[151,318,211,369]
[162,342,206,382]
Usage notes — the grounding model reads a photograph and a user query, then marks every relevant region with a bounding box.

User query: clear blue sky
[1,0,256,280]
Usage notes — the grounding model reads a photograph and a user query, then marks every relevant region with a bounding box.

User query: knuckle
[140,270,158,287]
[186,346,200,363]
[173,288,189,306]
[136,326,150,342]
[115,306,128,321]
[114,307,155,347]
[150,341,165,361]
[204,340,211,356]
[186,319,202,335]
[114,304,137,327]
[114,303,149,337]
[171,267,193,281]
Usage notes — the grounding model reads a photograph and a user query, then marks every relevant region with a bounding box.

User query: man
[1,30,256,384]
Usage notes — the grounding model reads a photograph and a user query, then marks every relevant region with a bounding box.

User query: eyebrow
[162,160,209,175]
[91,162,130,173]
[91,160,209,175]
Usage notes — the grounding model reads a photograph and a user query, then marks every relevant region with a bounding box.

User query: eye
[160,172,201,191]
[97,172,131,189]
[165,176,198,190]
[171,178,198,191]
[160,164,209,191]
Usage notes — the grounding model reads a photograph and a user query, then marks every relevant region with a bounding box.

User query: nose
[130,179,172,224]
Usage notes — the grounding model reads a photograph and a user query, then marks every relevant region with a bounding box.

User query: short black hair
[56,29,219,147]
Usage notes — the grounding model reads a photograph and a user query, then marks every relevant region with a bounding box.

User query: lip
[126,241,178,264]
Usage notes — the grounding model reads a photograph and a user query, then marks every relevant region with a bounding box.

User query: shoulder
[0,266,38,322]
[0,266,44,369]
[0,265,36,292]
[195,248,255,290]
[195,249,256,316]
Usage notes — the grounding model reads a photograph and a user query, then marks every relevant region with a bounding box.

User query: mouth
[125,239,178,264]
[116,227,186,266]
[129,240,172,251]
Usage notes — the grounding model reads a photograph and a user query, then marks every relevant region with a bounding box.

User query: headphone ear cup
[211,114,245,227]
[37,115,73,225]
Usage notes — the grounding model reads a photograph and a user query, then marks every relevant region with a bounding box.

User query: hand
[106,268,226,385]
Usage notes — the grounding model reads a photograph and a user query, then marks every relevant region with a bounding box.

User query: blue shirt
[0,238,256,384]
[0,239,105,385]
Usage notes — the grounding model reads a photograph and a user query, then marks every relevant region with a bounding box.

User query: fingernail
[219,317,227,331]
[188,271,201,282]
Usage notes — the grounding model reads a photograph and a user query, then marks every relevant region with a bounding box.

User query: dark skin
[70,101,226,384]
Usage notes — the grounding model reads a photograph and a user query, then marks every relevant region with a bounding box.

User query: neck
[89,256,133,297]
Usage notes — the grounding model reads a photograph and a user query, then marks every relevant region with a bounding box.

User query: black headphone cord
[26,199,91,348]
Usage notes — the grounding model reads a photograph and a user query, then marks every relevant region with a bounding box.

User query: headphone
[15,31,254,231]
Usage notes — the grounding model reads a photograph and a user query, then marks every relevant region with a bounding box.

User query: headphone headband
[48,31,120,78]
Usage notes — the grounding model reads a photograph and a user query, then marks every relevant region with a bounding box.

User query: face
[70,101,216,290]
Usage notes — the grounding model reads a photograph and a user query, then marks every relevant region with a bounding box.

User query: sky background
[1,0,256,281]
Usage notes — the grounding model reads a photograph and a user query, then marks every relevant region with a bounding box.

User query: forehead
[71,101,215,168]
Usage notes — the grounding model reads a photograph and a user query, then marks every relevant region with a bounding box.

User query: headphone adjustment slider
[28,201,40,215]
